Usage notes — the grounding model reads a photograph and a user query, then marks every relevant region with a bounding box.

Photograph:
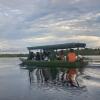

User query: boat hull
[20,58,88,68]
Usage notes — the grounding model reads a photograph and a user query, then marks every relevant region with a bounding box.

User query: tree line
[0,48,100,57]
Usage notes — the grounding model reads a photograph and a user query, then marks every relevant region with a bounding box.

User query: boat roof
[27,43,86,50]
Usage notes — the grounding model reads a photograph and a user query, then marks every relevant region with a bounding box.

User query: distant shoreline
[0,48,100,57]
[0,54,28,57]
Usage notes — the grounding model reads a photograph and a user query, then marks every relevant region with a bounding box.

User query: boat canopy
[27,43,86,50]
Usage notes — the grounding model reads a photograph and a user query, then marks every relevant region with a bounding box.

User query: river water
[0,57,100,100]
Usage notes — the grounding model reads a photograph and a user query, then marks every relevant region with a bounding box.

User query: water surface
[0,57,100,100]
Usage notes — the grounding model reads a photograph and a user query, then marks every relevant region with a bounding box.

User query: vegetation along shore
[0,48,100,57]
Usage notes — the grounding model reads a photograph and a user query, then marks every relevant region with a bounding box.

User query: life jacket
[67,52,77,62]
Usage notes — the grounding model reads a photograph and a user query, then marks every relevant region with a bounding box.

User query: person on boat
[59,50,65,61]
[28,52,34,60]
[77,55,84,62]
[36,52,41,61]
[43,50,50,61]
[66,68,78,87]
[56,50,65,60]
[66,49,77,63]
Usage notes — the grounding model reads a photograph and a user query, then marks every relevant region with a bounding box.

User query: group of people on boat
[28,49,82,63]
[57,49,78,63]
[28,50,50,61]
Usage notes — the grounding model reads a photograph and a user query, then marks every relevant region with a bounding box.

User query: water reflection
[0,58,100,100]
[22,67,86,89]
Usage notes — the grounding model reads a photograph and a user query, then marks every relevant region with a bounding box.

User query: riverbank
[0,54,28,57]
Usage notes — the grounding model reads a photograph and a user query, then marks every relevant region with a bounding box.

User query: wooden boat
[20,58,88,68]
[20,43,88,68]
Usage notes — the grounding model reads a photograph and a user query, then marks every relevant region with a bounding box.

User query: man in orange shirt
[66,49,77,63]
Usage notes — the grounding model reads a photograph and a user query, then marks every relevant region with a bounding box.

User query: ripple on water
[0,57,100,100]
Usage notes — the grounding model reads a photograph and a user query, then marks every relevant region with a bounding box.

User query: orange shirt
[67,52,77,62]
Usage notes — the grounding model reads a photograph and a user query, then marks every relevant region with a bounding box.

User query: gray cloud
[0,0,100,52]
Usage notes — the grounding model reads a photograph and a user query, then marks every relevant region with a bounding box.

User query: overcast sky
[0,0,100,52]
